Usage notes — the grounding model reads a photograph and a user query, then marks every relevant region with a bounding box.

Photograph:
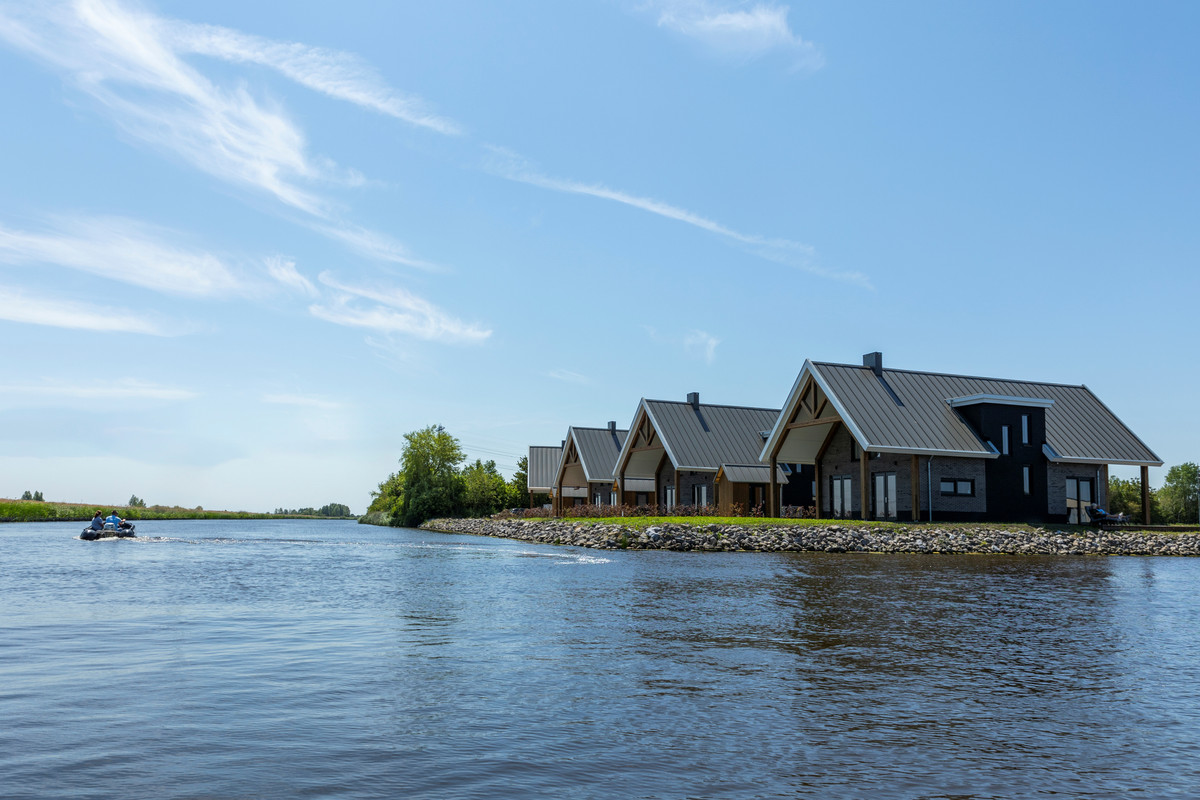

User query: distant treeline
[0,499,277,523]
[364,425,535,528]
[2,498,356,523]
[272,503,354,518]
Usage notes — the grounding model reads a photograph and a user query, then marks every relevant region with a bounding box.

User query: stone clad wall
[1047,463,1107,516]
[926,457,988,516]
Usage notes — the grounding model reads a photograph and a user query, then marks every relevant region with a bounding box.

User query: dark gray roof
[718,464,789,484]
[643,400,781,471]
[527,445,562,492]
[763,360,1160,465]
[569,426,629,482]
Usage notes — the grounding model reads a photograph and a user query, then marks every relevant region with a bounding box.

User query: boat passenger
[106,511,124,529]
[90,511,104,531]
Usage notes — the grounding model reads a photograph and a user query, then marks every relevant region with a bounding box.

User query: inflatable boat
[80,523,136,541]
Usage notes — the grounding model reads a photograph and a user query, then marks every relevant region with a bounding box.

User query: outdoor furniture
[1088,505,1130,527]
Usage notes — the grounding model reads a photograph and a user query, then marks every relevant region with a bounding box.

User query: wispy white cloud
[0,0,445,267]
[651,1,823,70]
[310,222,445,271]
[168,21,461,135]
[262,393,342,411]
[547,368,591,385]
[264,255,317,296]
[0,0,331,214]
[0,215,243,296]
[487,147,870,287]
[0,379,196,401]
[0,285,175,335]
[311,272,491,344]
[684,330,720,364]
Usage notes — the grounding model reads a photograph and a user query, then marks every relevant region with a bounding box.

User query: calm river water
[2,519,1200,799]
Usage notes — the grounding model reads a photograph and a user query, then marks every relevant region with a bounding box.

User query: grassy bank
[0,499,352,523]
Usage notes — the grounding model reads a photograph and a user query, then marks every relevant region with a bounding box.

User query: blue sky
[1,0,1196,513]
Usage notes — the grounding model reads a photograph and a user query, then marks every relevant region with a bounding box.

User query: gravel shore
[420,517,1200,556]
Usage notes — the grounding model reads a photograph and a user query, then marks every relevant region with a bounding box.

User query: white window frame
[693,483,707,507]
[665,487,675,510]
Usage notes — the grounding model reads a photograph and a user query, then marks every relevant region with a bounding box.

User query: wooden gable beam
[785,417,842,432]
[812,395,829,420]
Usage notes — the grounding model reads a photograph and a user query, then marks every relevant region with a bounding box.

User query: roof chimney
[607,420,616,434]
[863,352,883,377]
[687,391,700,409]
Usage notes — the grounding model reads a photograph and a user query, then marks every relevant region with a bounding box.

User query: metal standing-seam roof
[763,359,1161,466]
[717,464,790,484]
[568,426,628,483]
[527,445,562,493]
[633,399,782,472]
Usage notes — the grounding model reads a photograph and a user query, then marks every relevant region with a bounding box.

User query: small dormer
[948,394,1053,456]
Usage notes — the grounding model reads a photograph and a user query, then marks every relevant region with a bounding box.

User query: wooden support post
[814,462,823,518]
[1141,465,1151,525]
[675,466,680,510]
[911,455,921,521]
[769,456,779,517]
[860,450,870,520]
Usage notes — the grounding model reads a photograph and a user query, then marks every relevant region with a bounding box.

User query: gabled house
[552,423,644,515]
[713,464,791,515]
[612,392,811,511]
[526,445,562,508]
[759,353,1162,523]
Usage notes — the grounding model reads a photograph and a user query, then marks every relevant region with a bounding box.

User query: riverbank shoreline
[420,517,1200,556]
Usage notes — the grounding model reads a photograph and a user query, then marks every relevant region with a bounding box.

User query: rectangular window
[831,475,853,517]
[1066,477,1096,523]
[693,484,707,507]
[665,487,675,510]
[593,491,603,506]
[1023,466,1030,495]
[1021,415,1029,445]
[940,479,975,497]
[610,491,618,506]
[1002,426,1010,455]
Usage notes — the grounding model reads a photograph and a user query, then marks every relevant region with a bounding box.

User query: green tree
[317,503,352,517]
[1107,475,1142,519]
[367,471,405,521]
[462,458,507,517]
[21,490,32,500]
[505,455,531,509]
[397,425,465,527]
[1159,462,1200,524]
[128,495,146,508]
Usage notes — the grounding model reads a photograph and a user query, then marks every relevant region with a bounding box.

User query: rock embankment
[419,517,1200,556]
